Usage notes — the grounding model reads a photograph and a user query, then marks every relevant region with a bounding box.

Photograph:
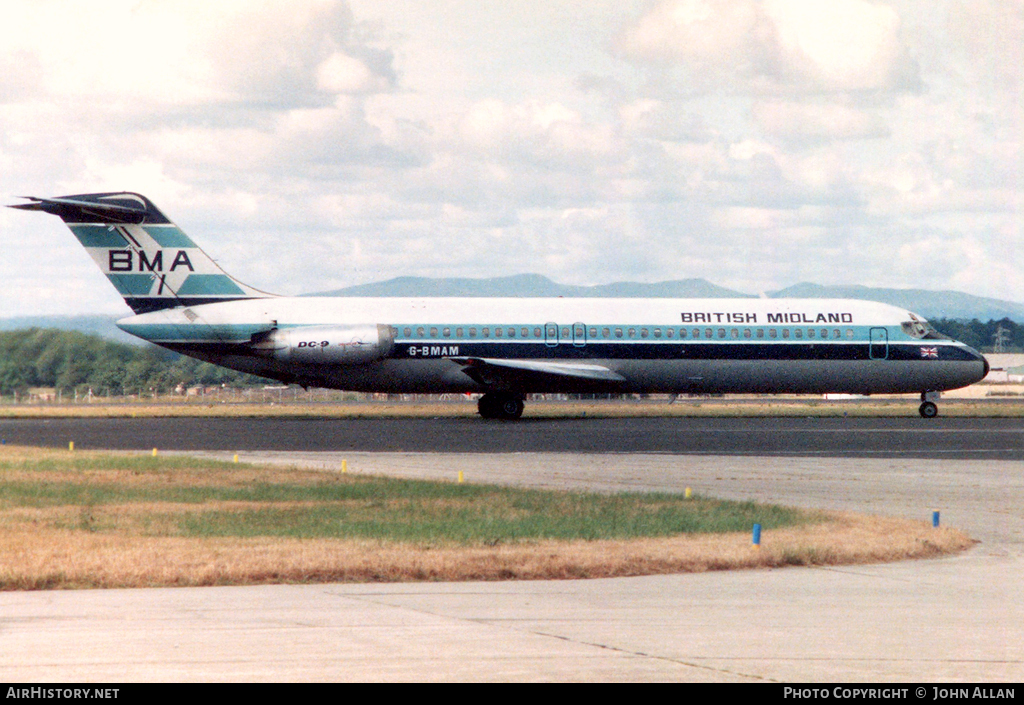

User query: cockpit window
[901,314,949,340]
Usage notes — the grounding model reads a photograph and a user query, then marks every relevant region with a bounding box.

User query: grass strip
[0,448,809,543]
[0,446,974,588]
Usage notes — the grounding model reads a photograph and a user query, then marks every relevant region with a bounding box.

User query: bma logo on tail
[108,250,194,273]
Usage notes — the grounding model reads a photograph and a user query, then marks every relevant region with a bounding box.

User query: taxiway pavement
[1,415,1023,459]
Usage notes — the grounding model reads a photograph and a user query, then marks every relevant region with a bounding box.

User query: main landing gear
[477,392,525,420]
[919,391,939,418]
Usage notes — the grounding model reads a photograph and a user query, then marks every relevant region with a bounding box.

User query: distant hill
[768,284,1024,322]
[314,274,752,299]
[316,275,1024,321]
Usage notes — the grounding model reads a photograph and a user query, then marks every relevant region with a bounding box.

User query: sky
[0,0,1020,317]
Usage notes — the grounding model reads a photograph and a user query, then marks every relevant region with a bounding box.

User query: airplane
[11,192,989,419]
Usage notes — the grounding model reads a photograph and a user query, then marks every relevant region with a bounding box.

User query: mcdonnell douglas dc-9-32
[11,192,989,419]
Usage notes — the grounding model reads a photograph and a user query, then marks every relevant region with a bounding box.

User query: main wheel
[477,393,524,420]
[919,401,938,418]
[497,396,524,420]
[478,394,498,419]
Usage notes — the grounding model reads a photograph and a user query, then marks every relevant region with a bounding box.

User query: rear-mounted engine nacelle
[255,324,394,365]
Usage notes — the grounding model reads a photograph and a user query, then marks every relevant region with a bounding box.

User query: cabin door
[571,322,586,347]
[869,327,889,360]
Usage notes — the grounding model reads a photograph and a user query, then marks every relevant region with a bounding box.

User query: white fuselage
[117,296,989,396]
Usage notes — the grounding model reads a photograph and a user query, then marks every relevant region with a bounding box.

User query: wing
[452,357,626,391]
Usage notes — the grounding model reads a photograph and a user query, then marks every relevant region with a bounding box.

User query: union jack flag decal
[920,347,939,358]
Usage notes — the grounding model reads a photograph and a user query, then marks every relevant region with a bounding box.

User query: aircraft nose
[982,353,990,378]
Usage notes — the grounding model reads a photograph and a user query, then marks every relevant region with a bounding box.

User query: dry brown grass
[0,513,972,590]
[0,445,975,589]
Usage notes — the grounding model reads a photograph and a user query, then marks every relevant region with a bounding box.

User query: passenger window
[495,328,503,338]
[482,327,490,338]
[807,329,815,339]
[417,327,425,337]
[562,327,570,337]
[668,328,676,338]
[653,328,662,339]
[756,329,764,339]
[769,329,777,339]
[833,329,840,339]
[589,328,597,338]
[718,328,726,338]
[628,328,636,338]
[822,329,829,339]
[403,327,411,337]
[521,327,529,338]
[615,328,623,339]
[731,329,739,339]
[704,328,712,338]
[782,329,790,339]
[535,327,543,338]
[795,329,803,339]
[641,328,649,339]
[469,328,477,338]
[744,329,752,339]
[846,329,854,339]
[507,328,515,338]
[430,327,438,337]
[444,328,452,337]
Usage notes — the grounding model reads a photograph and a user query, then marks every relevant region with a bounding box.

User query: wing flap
[452,357,625,389]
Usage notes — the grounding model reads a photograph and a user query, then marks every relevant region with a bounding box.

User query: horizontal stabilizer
[10,194,170,224]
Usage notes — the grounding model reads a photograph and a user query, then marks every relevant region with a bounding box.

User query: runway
[1,415,1024,458]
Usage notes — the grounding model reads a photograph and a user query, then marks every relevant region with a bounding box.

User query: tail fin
[11,192,273,313]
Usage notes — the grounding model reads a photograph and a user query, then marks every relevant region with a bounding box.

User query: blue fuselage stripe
[394,341,975,362]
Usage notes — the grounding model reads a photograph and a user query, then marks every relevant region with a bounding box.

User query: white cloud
[618,0,761,69]
[456,99,618,169]
[619,99,713,142]
[763,0,916,92]
[619,0,919,95]
[752,100,889,142]
[317,53,388,94]
[1,1,1023,314]
[947,0,1024,93]
[0,0,392,110]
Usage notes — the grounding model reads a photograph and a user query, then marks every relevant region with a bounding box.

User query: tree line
[0,328,267,396]
[929,318,1024,353]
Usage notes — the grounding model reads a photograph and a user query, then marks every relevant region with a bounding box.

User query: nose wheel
[919,391,939,418]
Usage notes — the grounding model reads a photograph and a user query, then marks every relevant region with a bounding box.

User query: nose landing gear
[919,391,940,418]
